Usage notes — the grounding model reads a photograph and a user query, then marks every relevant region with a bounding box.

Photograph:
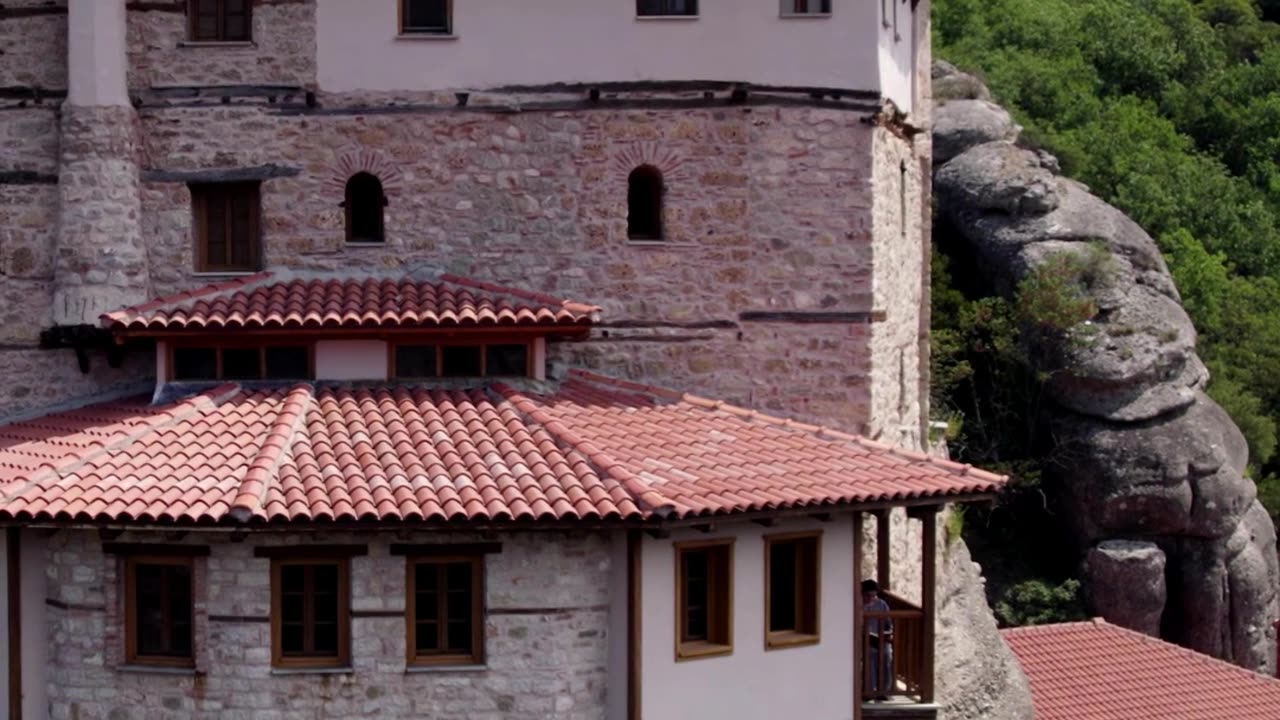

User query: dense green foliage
[933,0,1280,530]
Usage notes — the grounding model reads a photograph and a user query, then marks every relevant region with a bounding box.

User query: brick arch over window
[344,172,386,243]
[323,150,405,198]
[627,165,665,241]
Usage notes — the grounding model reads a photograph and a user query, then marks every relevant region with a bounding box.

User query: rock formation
[932,61,1280,673]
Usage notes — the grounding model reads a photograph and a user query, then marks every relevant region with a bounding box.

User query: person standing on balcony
[862,579,894,701]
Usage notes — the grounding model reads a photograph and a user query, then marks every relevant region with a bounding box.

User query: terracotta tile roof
[0,372,1003,524]
[100,273,599,333]
[1003,620,1280,720]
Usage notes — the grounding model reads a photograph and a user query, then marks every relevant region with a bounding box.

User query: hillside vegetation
[931,0,1280,622]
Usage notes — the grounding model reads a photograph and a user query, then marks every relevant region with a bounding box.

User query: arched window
[344,172,386,243]
[627,165,664,241]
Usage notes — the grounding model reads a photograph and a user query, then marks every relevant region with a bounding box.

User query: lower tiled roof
[0,372,1003,524]
[1003,620,1280,720]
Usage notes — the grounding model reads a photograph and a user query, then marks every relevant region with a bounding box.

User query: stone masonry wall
[45,528,611,720]
[136,101,887,431]
[0,1,67,90]
[126,0,316,89]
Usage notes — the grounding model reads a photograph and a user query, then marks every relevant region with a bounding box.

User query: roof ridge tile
[228,384,316,523]
[99,272,274,326]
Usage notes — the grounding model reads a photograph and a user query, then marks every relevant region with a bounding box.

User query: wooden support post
[875,508,891,592]
[853,512,864,720]
[920,507,938,704]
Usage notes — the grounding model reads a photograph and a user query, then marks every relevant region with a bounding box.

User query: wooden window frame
[399,0,453,35]
[674,538,733,661]
[405,554,485,667]
[270,557,351,669]
[636,0,699,17]
[764,531,821,650]
[124,555,196,668]
[780,0,832,16]
[389,341,534,380]
[191,182,261,273]
[169,342,315,382]
[187,0,253,42]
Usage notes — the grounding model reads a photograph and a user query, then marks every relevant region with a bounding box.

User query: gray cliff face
[932,63,1280,673]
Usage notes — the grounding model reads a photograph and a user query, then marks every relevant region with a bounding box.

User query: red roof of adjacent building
[1003,620,1280,720]
[100,273,599,334]
[0,371,1002,525]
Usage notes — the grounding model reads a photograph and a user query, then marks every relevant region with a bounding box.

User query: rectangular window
[192,182,260,273]
[637,0,698,17]
[171,346,312,381]
[781,0,831,15]
[401,0,451,34]
[440,346,483,377]
[675,539,732,660]
[483,344,529,376]
[765,532,821,648]
[265,346,310,379]
[392,342,536,379]
[189,0,251,42]
[271,558,350,668]
[125,557,195,666]
[407,556,484,666]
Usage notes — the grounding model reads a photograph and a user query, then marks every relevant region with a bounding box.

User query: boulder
[933,60,994,102]
[935,100,1020,164]
[1083,540,1167,637]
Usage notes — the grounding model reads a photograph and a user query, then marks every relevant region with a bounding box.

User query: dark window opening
[273,559,349,667]
[191,182,260,273]
[676,541,732,658]
[441,346,483,377]
[344,173,386,244]
[409,557,483,665]
[766,533,819,645]
[265,347,310,379]
[189,0,251,42]
[627,165,664,241]
[127,559,194,665]
[402,0,451,33]
[637,0,698,16]
[784,0,831,13]
[222,347,260,379]
[484,344,529,376]
[395,345,439,379]
[173,347,218,381]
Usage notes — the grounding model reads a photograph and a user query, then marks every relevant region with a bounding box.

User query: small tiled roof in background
[100,272,599,333]
[0,372,1004,524]
[1002,619,1280,720]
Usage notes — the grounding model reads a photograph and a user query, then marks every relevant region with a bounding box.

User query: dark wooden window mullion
[435,564,449,650]
[303,567,316,655]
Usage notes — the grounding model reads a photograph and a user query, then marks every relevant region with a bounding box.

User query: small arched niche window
[627,165,664,241]
[344,172,386,244]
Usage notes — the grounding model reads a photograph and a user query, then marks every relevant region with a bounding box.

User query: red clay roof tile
[100,273,599,333]
[1003,620,1280,720]
[0,372,1003,524]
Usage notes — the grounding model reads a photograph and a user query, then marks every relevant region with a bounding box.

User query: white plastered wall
[314,340,389,381]
[637,516,855,720]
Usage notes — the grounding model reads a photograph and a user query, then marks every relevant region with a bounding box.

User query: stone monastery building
[0,1,1011,719]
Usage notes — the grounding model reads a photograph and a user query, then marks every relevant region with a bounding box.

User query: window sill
[344,242,388,249]
[395,33,459,41]
[405,663,488,674]
[177,41,256,49]
[626,240,698,249]
[675,641,733,661]
[635,15,700,21]
[270,666,354,676]
[766,631,820,650]
[190,271,261,278]
[117,664,199,675]
[779,13,832,19]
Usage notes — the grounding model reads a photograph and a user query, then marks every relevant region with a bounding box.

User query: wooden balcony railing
[860,592,927,703]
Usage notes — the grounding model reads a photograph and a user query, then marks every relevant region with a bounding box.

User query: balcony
[855,508,941,720]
